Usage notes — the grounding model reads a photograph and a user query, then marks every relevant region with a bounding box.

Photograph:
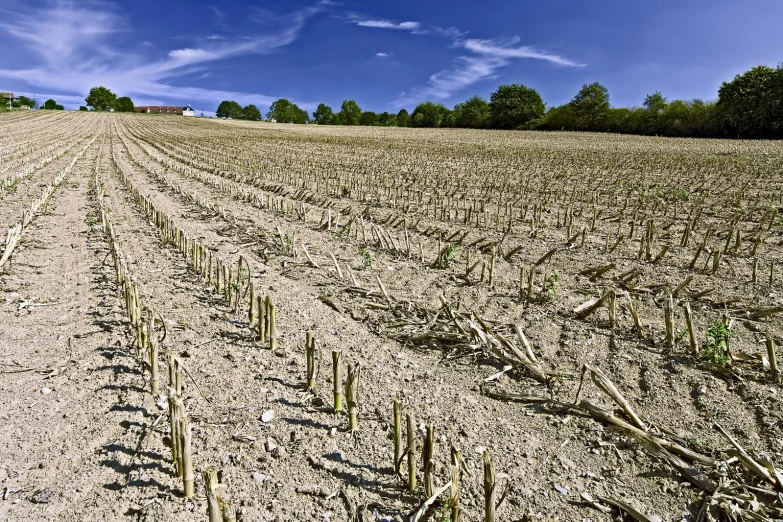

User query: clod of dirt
[272,446,288,460]
[265,437,277,453]
[295,484,332,497]
[252,472,271,485]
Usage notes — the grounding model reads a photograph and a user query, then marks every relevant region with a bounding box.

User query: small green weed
[333,226,349,239]
[85,212,98,230]
[675,329,688,346]
[282,234,293,255]
[360,248,372,269]
[638,186,661,202]
[703,320,733,365]
[431,503,450,522]
[439,243,459,268]
[541,272,560,301]
[554,368,568,387]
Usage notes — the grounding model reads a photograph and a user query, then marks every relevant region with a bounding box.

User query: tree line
[217,63,783,139]
[3,87,140,113]
[215,100,310,123]
[2,95,65,111]
[79,86,136,112]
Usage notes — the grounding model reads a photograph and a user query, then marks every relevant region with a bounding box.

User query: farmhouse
[183,105,195,117]
[134,105,185,115]
[1,92,13,101]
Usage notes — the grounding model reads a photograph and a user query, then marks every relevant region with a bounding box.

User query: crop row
[110,115,783,519]
[117,118,782,360]
[0,134,98,269]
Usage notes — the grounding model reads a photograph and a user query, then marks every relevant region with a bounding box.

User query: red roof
[134,106,184,115]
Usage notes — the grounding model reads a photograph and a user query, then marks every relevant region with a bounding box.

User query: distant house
[182,105,195,117]
[134,105,185,115]
[1,92,13,101]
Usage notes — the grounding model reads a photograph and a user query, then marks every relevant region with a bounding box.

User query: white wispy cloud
[352,18,420,31]
[348,15,465,37]
[167,48,221,67]
[346,11,580,106]
[394,37,583,106]
[393,56,505,106]
[431,26,467,38]
[461,37,585,67]
[208,5,224,21]
[2,3,121,65]
[375,52,392,58]
[0,0,324,109]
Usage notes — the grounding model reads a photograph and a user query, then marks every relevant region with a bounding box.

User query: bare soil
[1,113,782,522]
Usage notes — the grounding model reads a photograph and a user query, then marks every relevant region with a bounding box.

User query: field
[1,111,782,522]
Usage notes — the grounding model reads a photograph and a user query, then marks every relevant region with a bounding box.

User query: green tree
[440,105,455,127]
[569,83,610,131]
[13,95,36,108]
[79,106,88,111]
[643,92,667,114]
[453,95,491,128]
[489,84,545,129]
[339,99,361,125]
[377,112,395,126]
[535,104,574,130]
[115,96,135,113]
[267,98,308,123]
[216,100,242,119]
[688,99,720,137]
[717,65,783,139]
[295,107,309,124]
[85,86,117,111]
[643,91,667,134]
[622,107,648,134]
[359,111,378,126]
[241,104,261,121]
[604,107,631,133]
[411,101,451,127]
[312,103,335,124]
[658,99,692,136]
[396,109,411,127]
[41,99,65,110]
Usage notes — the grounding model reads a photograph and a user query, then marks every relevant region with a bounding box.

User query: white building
[183,105,195,117]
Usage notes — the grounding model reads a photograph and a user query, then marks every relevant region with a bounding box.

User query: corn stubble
[24,114,783,520]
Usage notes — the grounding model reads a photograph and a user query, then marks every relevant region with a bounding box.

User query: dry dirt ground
[1,112,782,522]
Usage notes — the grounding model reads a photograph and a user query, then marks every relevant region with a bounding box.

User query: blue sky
[1,0,782,115]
